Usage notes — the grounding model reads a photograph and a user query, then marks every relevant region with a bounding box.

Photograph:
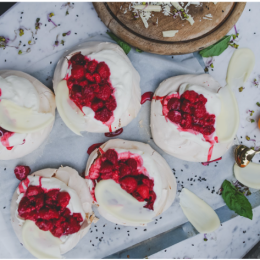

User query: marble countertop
[0,2,260,259]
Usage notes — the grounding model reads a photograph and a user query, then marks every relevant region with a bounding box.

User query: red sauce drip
[87,142,104,155]
[201,157,222,166]
[104,128,123,137]
[141,92,154,104]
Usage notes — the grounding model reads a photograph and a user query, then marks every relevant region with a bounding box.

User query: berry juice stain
[87,142,104,155]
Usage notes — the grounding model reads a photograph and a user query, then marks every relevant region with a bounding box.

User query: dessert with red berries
[151,74,234,162]
[0,70,55,160]
[53,41,141,135]
[11,166,96,258]
[85,139,176,226]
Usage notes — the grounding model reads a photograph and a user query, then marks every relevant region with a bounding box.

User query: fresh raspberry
[70,85,83,100]
[132,191,144,202]
[201,125,215,136]
[78,80,89,88]
[51,225,65,238]
[87,60,98,74]
[120,177,138,193]
[57,192,71,208]
[105,96,117,111]
[180,99,193,114]
[26,186,44,197]
[119,164,131,178]
[93,84,100,93]
[167,98,180,111]
[93,73,101,83]
[94,108,112,122]
[104,149,118,165]
[101,172,113,180]
[100,161,113,174]
[96,62,110,80]
[18,197,34,216]
[91,98,105,112]
[136,185,150,199]
[46,189,60,200]
[36,219,53,231]
[34,194,45,210]
[73,213,83,222]
[21,210,38,221]
[67,77,78,89]
[82,86,95,103]
[71,65,86,80]
[45,189,59,207]
[60,207,71,217]
[112,170,120,183]
[53,216,68,230]
[64,216,81,235]
[85,73,95,82]
[168,110,182,124]
[181,90,199,103]
[14,165,31,181]
[38,207,59,220]
[204,114,215,126]
[180,113,192,129]
[95,84,111,101]
[142,178,154,190]
[70,53,86,66]
[144,191,157,210]
[192,124,202,133]
[198,94,207,105]
[192,116,204,125]
[192,101,206,118]
[126,158,137,171]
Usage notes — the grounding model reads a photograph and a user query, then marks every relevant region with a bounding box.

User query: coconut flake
[162,30,179,37]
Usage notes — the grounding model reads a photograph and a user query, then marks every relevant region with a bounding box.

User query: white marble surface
[0,1,259,259]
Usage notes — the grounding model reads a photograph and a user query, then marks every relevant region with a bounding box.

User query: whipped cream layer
[151,74,233,162]
[0,75,40,147]
[0,70,56,160]
[53,41,141,134]
[85,139,177,226]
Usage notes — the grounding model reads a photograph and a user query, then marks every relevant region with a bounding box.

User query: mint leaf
[221,180,253,220]
[199,35,232,57]
[135,48,143,53]
[106,32,131,55]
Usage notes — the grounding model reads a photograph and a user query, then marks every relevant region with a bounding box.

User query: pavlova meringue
[0,70,55,160]
[85,139,176,226]
[53,41,141,135]
[11,166,96,258]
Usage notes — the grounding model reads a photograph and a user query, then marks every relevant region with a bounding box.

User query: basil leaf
[222,180,253,220]
[199,35,231,57]
[106,32,131,55]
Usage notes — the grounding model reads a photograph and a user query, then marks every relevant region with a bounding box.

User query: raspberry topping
[14,165,31,181]
[66,52,116,125]
[17,183,83,238]
[165,90,216,137]
[88,149,157,210]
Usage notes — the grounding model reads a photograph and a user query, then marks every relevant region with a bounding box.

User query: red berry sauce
[201,157,222,166]
[155,90,218,161]
[87,142,104,155]
[141,92,154,105]
[86,148,157,210]
[17,178,83,238]
[65,53,117,131]
[104,128,123,138]
[0,127,15,150]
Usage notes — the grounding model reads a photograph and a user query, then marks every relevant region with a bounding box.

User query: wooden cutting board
[93,2,246,55]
